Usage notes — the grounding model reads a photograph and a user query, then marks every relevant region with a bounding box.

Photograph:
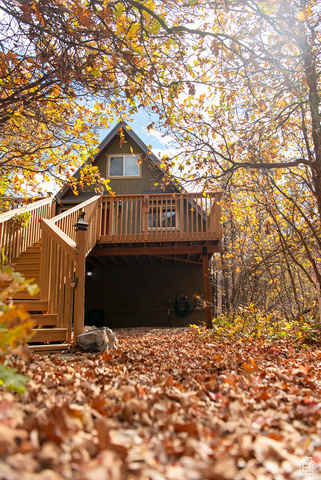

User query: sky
[42,109,176,195]
[98,109,173,158]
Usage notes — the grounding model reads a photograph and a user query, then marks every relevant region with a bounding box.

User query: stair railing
[52,195,101,255]
[0,197,53,266]
[40,219,77,342]
[39,195,101,341]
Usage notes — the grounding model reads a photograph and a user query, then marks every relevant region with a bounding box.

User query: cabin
[0,122,222,351]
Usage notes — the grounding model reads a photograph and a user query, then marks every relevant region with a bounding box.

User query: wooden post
[143,195,149,240]
[217,270,222,317]
[39,225,49,300]
[202,246,213,329]
[214,193,222,237]
[96,197,102,241]
[74,212,89,341]
[316,278,321,325]
[50,197,56,219]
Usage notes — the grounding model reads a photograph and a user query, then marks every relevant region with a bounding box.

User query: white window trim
[147,204,179,231]
[107,154,142,178]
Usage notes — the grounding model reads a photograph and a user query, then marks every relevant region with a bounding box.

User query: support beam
[91,244,220,257]
[87,257,102,268]
[155,255,202,265]
[107,256,119,267]
[202,247,213,329]
[74,216,88,340]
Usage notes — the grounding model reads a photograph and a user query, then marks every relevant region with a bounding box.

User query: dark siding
[85,263,206,328]
[95,133,175,195]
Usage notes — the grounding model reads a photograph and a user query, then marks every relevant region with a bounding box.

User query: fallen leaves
[1,327,321,479]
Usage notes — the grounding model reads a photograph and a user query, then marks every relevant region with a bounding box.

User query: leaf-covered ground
[1,327,321,480]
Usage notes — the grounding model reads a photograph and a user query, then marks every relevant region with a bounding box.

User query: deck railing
[100,192,221,243]
[0,197,53,265]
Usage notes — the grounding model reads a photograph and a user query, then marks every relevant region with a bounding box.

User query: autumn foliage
[1,327,321,479]
[1,1,321,475]
[0,0,320,320]
[0,266,38,392]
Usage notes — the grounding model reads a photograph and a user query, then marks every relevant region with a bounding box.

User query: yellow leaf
[297,5,312,21]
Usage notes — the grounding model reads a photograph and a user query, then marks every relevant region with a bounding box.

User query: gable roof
[57,121,184,201]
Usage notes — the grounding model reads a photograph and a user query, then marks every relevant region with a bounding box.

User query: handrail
[0,196,53,222]
[38,195,102,339]
[0,196,53,265]
[52,195,101,254]
[52,195,101,226]
[40,219,77,260]
[100,192,222,243]
[40,218,78,342]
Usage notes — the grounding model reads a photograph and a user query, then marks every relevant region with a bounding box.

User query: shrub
[0,265,38,392]
[190,303,319,344]
[7,211,32,231]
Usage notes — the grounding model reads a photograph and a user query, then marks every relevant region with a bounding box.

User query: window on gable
[109,155,140,177]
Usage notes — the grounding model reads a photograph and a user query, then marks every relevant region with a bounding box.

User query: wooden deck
[0,191,222,349]
[99,192,221,244]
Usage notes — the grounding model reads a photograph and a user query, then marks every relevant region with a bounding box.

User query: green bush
[190,304,319,343]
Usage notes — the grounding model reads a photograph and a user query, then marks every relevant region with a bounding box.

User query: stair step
[0,279,40,289]
[16,250,41,255]
[12,271,40,277]
[31,328,68,343]
[12,291,40,300]
[12,265,40,270]
[12,266,40,273]
[13,264,39,269]
[12,300,48,312]
[29,343,70,353]
[13,258,40,265]
[15,251,40,256]
[12,254,39,260]
[13,274,40,280]
[12,273,40,281]
[30,314,58,326]
[12,276,40,283]
[8,242,73,349]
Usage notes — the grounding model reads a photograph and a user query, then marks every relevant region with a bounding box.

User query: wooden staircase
[1,195,104,353]
[11,242,69,352]
[11,242,41,299]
